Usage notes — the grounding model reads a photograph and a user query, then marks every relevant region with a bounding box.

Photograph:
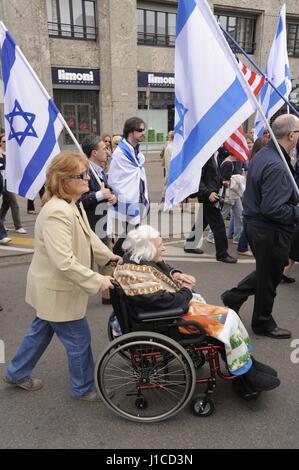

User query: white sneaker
[0,237,12,245]
[15,227,27,234]
[207,238,215,244]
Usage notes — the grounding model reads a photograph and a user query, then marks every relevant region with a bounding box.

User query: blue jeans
[5,317,94,397]
[222,198,243,243]
[227,214,234,239]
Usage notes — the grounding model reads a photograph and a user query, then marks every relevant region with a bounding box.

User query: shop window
[53,89,99,146]
[287,20,299,57]
[215,11,256,54]
[47,0,97,40]
[138,91,175,142]
[137,9,176,47]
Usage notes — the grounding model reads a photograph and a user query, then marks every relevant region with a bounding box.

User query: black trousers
[186,201,228,259]
[228,223,291,333]
[27,186,45,211]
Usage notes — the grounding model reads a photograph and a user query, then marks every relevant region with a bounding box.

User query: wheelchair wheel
[191,394,215,417]
[107,322,113,342]
[95,331,196,423]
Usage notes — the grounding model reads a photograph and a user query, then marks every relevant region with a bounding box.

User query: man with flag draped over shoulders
[107,117,150,256]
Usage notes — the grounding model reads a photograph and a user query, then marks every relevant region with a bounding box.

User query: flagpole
[219,25,299,119]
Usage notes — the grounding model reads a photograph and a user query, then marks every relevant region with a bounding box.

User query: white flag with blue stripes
[254,4,291,138]
[165,0,257,207]
[0,22,63,199]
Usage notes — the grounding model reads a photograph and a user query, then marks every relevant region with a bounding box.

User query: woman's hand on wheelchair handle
[99,276,115,293]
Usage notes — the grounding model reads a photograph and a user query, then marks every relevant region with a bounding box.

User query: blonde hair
[112,134,122,150]
[42,151,88,205]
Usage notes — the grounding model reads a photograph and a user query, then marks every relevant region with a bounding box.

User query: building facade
[0,0,299,148]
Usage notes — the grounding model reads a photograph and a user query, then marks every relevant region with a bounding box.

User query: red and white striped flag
[224,59,265,161]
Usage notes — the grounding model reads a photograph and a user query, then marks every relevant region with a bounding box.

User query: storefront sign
[138,71,175,88]
[52,67,100,86]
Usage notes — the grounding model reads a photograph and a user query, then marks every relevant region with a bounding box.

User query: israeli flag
[0,22,63,199]
[165,0,257,207]
[254,4,291,138]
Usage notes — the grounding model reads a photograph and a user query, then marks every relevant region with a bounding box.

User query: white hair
[122,225,160,263]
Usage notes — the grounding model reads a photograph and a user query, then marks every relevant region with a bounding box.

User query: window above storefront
[137,8,176,47]
[215,10,257,55]
[46,0,97,40]
[287,19,299,57]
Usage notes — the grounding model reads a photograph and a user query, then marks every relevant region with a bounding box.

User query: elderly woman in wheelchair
[95,225,280,422]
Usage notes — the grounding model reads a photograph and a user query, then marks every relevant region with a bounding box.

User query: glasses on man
[65,171,89,180]
[135,128,145,133]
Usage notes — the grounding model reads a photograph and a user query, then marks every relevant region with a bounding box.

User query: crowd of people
[1,113,299,403]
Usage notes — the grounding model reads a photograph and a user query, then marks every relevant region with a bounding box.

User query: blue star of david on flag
[5,99,38,146]
[174,98,188,138]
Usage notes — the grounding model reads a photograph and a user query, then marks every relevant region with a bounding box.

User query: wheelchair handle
[110,279,121,289]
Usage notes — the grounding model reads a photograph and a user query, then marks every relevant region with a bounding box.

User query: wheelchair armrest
[176,318,206,344]
[136,307,188,322]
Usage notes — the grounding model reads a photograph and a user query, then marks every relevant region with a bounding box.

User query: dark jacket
[243,140,299,232]
[197,155,222,202]
[121,258,192,319]
[81,168,113,235]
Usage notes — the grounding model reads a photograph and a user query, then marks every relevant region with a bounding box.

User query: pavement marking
[0,245,34,253]
[9,237,34,246]
[164,256,255,264]
[163,239,185,245]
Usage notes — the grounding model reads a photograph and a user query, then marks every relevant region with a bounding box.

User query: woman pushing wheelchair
[113,225,280,393]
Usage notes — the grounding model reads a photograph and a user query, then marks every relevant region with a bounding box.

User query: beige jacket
[26,196,113,322]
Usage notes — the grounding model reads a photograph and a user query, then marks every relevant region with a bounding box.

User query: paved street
[0,154,299,449]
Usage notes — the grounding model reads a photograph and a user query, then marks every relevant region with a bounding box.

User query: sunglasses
[135,128,145,133]
[65,171,89,180]
[104,139,111,143]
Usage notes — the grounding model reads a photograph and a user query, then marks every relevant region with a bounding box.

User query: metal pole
[145,86,150,156]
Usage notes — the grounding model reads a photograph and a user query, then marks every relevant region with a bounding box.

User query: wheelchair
[94,281,259,423]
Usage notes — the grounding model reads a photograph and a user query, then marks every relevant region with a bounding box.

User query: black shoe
[281,274,296,284]
[252,357,278,377]
[216,255,237,264]
[255,327,291,339]
[232,377,261,401]
[102,298,111,305]
[221,290,242,313]
[184,248,204,254]
[243,367,280,392]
